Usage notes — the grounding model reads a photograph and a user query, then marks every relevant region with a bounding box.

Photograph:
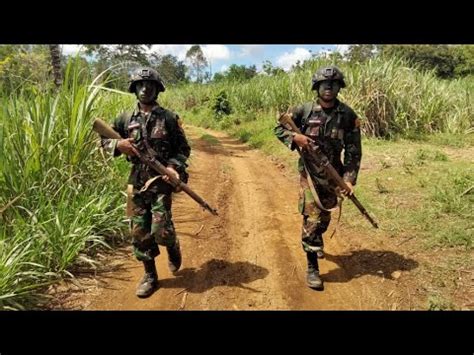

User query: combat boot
[136,259,158,298]
[306,252,324,290]
[166,239,182,274]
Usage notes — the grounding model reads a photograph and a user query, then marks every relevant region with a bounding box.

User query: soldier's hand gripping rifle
[92,118,218,216]
[279,113,378,229]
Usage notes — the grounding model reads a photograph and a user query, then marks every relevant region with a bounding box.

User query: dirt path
[49,126,421,310]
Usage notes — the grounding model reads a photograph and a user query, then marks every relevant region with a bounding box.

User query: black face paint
[317,80,340,102]
[136,81,158,104]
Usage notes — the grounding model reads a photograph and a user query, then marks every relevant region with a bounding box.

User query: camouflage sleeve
[342,109,362,185]
[100,113,128,157]
[167,114,191,170]
[273,104,305,150]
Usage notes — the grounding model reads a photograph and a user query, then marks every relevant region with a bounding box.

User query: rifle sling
[302,155,343,239]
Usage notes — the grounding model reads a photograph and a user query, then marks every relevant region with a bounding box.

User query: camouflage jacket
[101,102,191,187]
[274,99,362,185]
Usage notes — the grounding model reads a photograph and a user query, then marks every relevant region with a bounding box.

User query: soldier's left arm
[342,108,362,185]
[167,113,191,170]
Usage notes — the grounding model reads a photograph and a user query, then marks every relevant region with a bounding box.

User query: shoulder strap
[115,110,134,138]
[301,101,317,127]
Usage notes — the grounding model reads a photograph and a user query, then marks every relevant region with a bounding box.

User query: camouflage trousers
[130,180,178,262]
[298,172,338,253]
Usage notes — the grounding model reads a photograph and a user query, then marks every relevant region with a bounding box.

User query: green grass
[341,139,473,249]
[181,106,473,310]
[161,57,473,310]
[181,105,474,251]
[427,293,456,310]
[1,54,472,310]
[0,60,133,309]
[200,134,220,145]
[163,56,474,137]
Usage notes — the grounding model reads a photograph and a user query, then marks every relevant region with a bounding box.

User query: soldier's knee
[131,208,151,240]
[150,204,175,247]
[131,219,150,242]
[132,236,160,261]
[152,223,176,247]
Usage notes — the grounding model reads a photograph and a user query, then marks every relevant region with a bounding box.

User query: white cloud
[276,47,312,71]
[149,44,230,62]
[335,45,350,54]
[61,45,84,56]
[219,64,229,73]
[201,45,231,61]
[238,45,264,57]
[318,48,334,58]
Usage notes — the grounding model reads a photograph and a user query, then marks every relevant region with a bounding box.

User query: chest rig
[126,107,171,164]
[302,102,345,143]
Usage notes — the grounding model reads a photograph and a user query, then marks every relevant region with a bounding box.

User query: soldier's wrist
[343,174,355,185]
[289,132,299,145]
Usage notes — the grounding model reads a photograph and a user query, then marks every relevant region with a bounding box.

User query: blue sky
[62,45,349,73]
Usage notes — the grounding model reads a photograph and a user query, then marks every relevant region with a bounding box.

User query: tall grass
[162,56,473,137]
[161,56,474,252]
[0,60,132,309]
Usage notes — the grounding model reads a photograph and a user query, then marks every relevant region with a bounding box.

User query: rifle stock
[278,113,378,229]
[93,118,218,216]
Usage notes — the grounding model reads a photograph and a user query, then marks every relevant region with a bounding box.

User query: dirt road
[50,126,420,310]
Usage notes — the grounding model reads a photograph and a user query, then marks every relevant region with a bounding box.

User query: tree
[83,44,153,89]
[150,53,187,85]
[345,45,377,63]
[262,60,285,76]
[379,45,461,79]
[84,44,152,66]
[185,45,208,83]
[453,45,474,77]
[49,45,62,87]
[0,45,51,92]
[212,72,225,82]
[213,64,257,83]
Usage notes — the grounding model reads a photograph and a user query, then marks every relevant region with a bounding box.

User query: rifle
[279,113,378,229]
[92,118,218,216]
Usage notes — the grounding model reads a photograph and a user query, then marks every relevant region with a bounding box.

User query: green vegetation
[163,56,473,137]
[0,44,472,310]
[0,60,134,309]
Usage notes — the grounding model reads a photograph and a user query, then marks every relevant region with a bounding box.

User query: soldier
[101,67,191,298]
[274,66,362,290]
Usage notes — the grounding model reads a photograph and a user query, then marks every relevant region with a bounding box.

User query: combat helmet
[311,66,346,90]
[128,67,166,94]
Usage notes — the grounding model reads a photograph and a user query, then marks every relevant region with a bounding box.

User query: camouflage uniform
[102,104,190,261]
[274,66,362,289]
[101,67,191,297]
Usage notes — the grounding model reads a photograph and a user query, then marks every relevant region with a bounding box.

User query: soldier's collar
[314,98,342,112]
[134,101,164,116]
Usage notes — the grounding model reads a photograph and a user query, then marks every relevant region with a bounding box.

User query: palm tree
[49,45,62,87]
